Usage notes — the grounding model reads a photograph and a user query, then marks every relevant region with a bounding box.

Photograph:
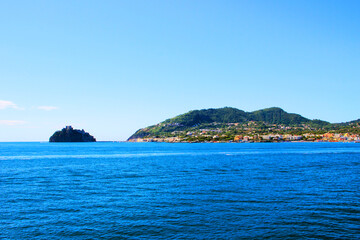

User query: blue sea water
[0,142,359,239]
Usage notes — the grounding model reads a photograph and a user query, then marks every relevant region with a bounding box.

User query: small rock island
[49,126,96,142]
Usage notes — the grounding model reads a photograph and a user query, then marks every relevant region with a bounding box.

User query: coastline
[127,139,360,144]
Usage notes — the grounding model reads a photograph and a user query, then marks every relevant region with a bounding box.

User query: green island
[128,107,360,143]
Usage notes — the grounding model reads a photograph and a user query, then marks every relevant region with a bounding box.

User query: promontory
[127,107,360,143]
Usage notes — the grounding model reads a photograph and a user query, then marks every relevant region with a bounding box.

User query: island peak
[49,126,96,142]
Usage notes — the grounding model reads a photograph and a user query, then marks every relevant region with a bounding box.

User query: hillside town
[129,132,360,143]
[128,107,360,143]
[128,120,360,143]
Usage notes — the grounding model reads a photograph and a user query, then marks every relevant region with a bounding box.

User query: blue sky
[1,0,359,141]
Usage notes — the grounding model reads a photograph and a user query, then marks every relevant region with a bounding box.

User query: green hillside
[249,107,309,124]
[128,107,332,140]
[163,107,248,126]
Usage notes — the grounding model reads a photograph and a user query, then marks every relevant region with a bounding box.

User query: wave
[1,150,360,161]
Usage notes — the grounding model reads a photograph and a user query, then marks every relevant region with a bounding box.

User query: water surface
[1,142,359,239]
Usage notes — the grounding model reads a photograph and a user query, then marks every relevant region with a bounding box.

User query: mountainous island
[49,126,96,142]
[128,107,360,143]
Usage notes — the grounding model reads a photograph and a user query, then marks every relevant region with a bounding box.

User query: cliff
[49,126,96,142]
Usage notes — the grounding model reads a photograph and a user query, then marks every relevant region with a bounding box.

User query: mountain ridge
[128,107,340,140]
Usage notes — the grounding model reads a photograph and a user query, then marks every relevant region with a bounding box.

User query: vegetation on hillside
[128,107,358,142]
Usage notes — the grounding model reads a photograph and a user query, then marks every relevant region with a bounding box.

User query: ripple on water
[1,142,360,239]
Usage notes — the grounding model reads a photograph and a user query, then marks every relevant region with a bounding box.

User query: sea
[0,142,359,239]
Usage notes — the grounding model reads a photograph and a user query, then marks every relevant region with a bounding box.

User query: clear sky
[1,0,359,141]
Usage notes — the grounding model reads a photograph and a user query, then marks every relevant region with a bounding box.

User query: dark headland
[49,126,96,142]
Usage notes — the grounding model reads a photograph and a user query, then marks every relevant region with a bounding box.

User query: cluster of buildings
[129,132,360,143]
[233,133,360,142]
[130,137,181,143]
[318,133,360,142]
[130,121,360,143]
